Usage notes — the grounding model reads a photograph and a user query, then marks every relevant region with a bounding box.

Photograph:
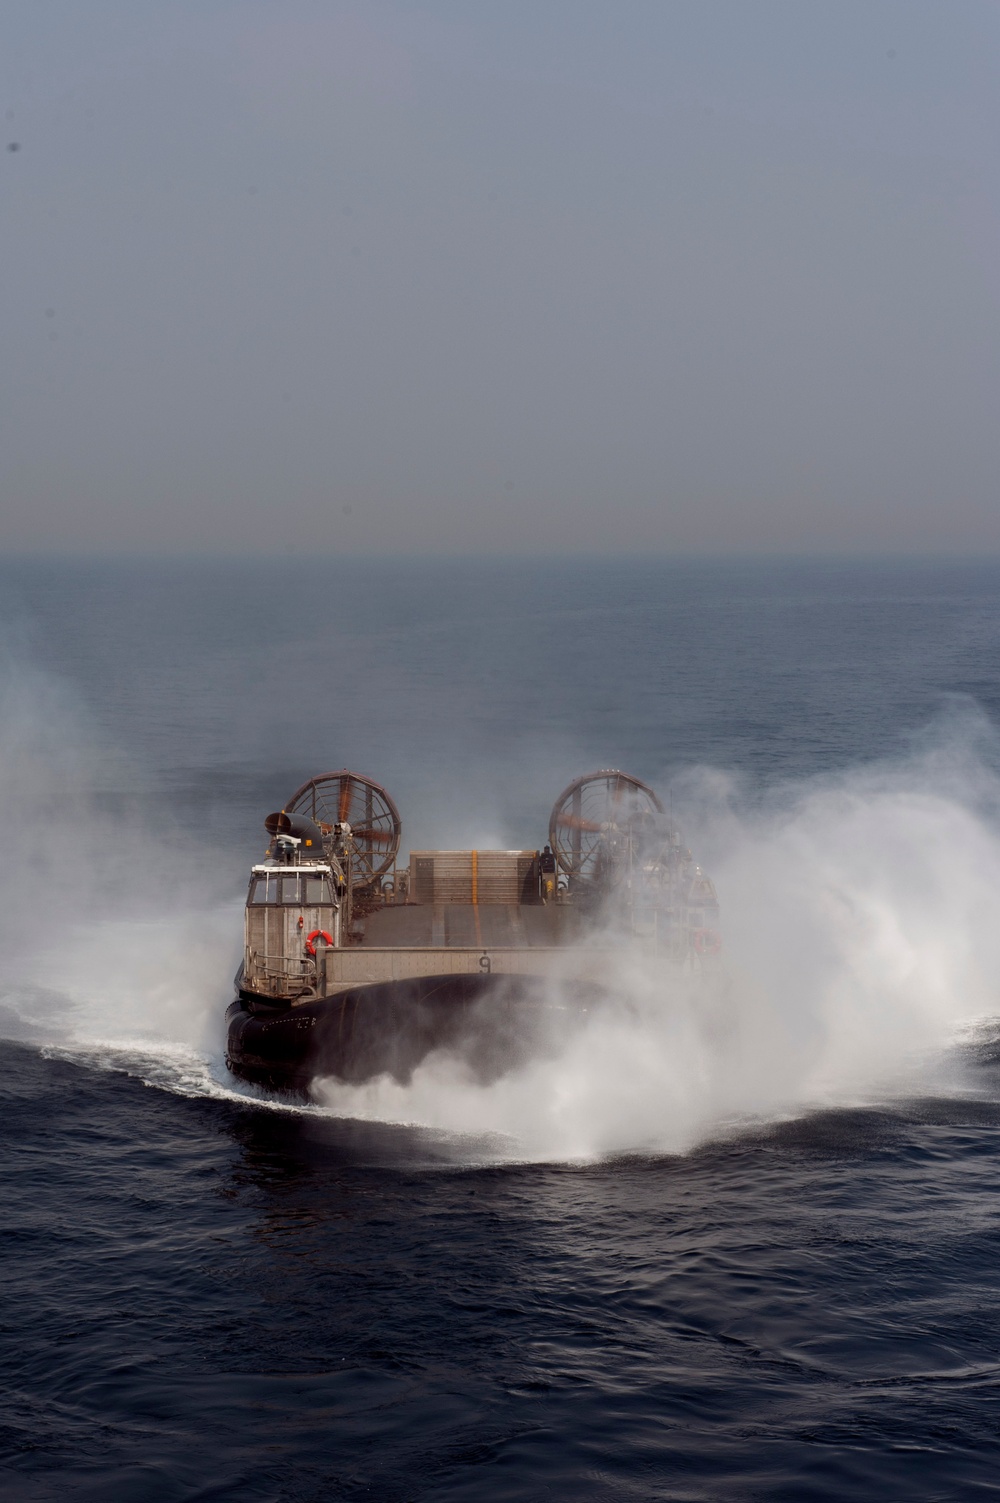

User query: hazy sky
[2,1,998,555]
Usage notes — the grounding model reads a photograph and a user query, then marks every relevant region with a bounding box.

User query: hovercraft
[225,769,721,1094]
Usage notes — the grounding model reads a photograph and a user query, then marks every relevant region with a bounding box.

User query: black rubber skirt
[226,972,576,1094]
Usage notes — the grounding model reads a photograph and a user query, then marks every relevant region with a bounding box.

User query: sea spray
[317,722,1000,1158]
[0,651,241,1061]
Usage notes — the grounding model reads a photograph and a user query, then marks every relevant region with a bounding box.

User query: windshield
[249,874,333,905]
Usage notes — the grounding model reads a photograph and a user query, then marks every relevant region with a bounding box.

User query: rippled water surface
[3,557,1000,1500]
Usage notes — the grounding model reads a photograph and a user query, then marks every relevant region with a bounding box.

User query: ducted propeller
[283,770,402,885]
[548,769,663,881]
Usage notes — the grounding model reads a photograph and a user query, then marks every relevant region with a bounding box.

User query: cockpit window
[250,872,332,905]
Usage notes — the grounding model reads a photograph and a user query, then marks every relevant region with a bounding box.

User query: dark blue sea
[4,555,1000,1501]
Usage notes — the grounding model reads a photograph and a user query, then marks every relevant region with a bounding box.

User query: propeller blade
[556,813,605,833]
[338,777,352,823]
[351,828,395,844]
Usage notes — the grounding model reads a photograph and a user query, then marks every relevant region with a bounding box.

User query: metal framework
[548,768,664,883]
[284,769,402,886]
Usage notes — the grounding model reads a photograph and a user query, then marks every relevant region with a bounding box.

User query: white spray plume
[317,714,1000,1159]
[0,650,240,1068]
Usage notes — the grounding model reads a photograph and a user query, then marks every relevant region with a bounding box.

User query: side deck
[318,901,596,995]
[322,943,613,995]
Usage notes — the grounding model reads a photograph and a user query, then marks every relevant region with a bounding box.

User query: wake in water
[2,650,1000,1157]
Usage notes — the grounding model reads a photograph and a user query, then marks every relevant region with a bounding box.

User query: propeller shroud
[548,769,664,882]
[284,770,401,886]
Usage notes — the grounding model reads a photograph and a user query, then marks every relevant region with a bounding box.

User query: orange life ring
[693,927,722,956]
[305,929,335,956]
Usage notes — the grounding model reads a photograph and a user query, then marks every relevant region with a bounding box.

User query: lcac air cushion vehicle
[225,769,721,1094]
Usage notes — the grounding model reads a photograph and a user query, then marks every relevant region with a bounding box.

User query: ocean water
[3,555,1000,1499]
